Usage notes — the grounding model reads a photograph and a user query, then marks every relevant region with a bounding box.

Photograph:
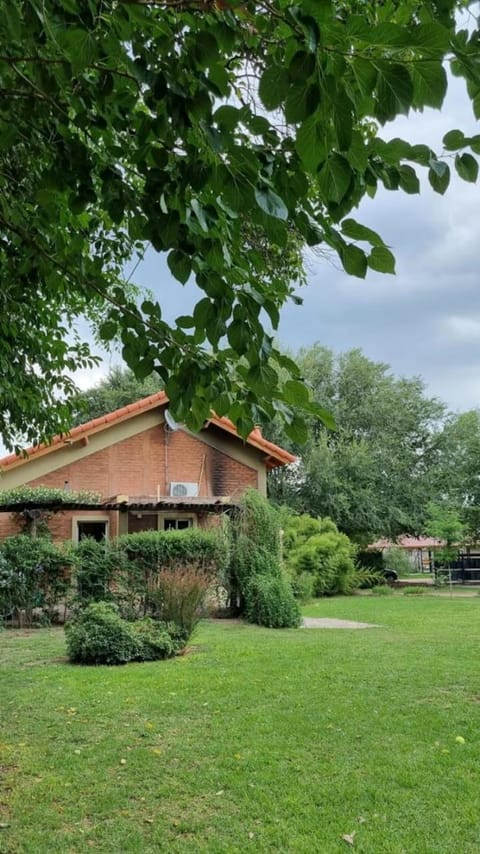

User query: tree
[267,345,446,542]
[1,0,479,450]
[431,410,480,540]
[71,366,163,425]
[424,501,465,586]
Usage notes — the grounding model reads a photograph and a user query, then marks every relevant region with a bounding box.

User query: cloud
[445,316,480,341]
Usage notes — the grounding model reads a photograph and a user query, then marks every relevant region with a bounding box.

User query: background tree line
[73,350,480,544]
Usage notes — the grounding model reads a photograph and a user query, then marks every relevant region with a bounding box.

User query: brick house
[0,391,295,543]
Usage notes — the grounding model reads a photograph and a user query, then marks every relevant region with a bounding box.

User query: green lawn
[1,596,480,853]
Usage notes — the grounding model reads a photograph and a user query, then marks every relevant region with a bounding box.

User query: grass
[1,597,480,853]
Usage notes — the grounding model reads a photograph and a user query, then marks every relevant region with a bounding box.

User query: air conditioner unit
[169,482,199,498]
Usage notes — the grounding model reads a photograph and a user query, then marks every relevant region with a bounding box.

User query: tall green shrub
[227,489,299,627]
[245,575,301,628]
[283,514,357,596]
[228,489,281,610]
[69,538,123,605]
[0,534,69,626]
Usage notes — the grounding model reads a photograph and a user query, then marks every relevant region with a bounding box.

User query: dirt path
[302,617,381,629]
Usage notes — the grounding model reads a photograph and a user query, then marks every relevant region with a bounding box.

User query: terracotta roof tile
[369,536,446,550]
[0,391,295,471]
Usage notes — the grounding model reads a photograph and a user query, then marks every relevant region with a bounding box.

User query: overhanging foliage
[1,0,479,449]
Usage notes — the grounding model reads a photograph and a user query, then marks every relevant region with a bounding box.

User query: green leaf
[284,415,309,444]
[443,129,466,151]
[398,164,420,194]
[409,22,450,52]
[285,83,320,124]
[283,380,311,406]
[295,212,323,246]
[254,187,288,221]
[375,63,413,123]
[346,131,369,172]
[318,155,352,204]
[207,64,230,97]
[455,153,479,183]
[288,50,316,81]
[58,28,97,72]
[350,58,378,99]
[333,90,353,152]
[341,219,385,247]
[369,22,406,47]
[411,62,447,110]
[193,297,213,332]
[469,135,480,155]
[295,116,326,173]
[176,315,195,329]
[409,144,433,166]
[428,160,450,194]
[227,320,249,355]
[167,250,192,284]
[193,31,219,68]
[99,321,118,342]
[247,115,272,136]
[310,403,336,431]
[214,105,241,130]
[259,66,289,110]
[368,246,396,274]
[190,198,209,232]
[341,244,367,279]
[373,136,412,163]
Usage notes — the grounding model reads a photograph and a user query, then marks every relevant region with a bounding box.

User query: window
[72,516,109,542]
[163,518,193,531]
[76,520,108,542]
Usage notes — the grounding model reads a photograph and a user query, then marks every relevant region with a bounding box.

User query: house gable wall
[0,412,262,542]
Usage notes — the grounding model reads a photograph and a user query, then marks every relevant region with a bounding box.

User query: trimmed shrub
[245,575,301,628]
[118,528,228,577]
[65,602,141,665]
[130,618,175,659]
[64,603,181,664]
[0,534,69,626]
[70,528,228,619]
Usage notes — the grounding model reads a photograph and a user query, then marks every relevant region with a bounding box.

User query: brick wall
[0,508,118,544]
[24,425,258,499]
[0,425,258,541]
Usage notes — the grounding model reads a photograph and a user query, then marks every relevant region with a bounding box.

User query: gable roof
[0,391,296,472]
[369,536,446,550]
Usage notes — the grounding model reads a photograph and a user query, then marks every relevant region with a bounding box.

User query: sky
[81,56,480,417]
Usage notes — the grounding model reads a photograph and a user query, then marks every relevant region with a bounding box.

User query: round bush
[65,601,141,665]
[245,575,301,628]
[131,617,175,660]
